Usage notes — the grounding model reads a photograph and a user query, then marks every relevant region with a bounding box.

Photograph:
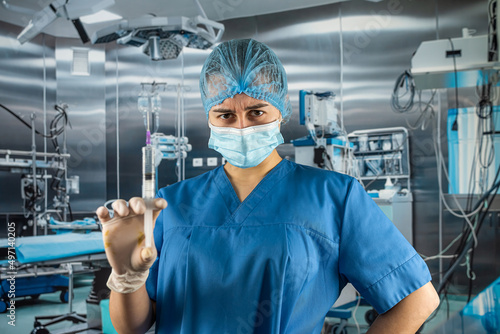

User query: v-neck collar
[213,159,294,225]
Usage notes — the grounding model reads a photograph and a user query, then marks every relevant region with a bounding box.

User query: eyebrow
[211,103,270,113]
[211,108,235,114]
[245,103,269,110]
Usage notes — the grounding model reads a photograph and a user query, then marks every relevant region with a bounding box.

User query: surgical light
[91,15,224,61]
[148,36,162,61]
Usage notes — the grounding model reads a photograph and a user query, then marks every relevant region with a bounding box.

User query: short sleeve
[339,179,431,314]
[145,194,165,302]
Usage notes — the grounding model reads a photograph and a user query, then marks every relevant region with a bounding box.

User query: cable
[476,83,493,119]
[404,90,437,131]
[441,169,500,288]
[446,38,484,285]
[449,38,460,131]
[448,83,499,269]
[426,79,500,322]
[488,0,498,62]
[50,104,70,154]
[421,253,457,261]
[434,138,479,247]
[437,172,500,295]
[476,81,495,174]
[391,71,415,114]
[0,103,51,138]
[322,147,334,171]
[391,71,436,132]
[0,103,69,140]
[429,115,480,266]
[420,219,472,262]
[51,166,65,192]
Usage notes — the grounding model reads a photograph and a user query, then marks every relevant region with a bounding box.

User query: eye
[218,113,234,120]
[249,110,265,117]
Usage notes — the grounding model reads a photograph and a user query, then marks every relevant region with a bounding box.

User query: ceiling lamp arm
[71,18,90,43]
[16,0,114,45]
[193,16,224,42]
[194,0,209,19]
[1,0,37,15]
[193,0,215,38]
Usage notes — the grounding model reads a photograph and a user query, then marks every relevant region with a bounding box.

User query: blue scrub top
[146,159,431,333]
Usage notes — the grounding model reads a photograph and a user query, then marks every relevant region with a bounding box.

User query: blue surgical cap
[200,38,292,122]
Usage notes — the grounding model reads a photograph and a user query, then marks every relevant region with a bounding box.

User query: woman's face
[208,94,281,128]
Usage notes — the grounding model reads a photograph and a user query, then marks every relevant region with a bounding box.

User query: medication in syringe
[142,145,156,198]
[142,145,155,248]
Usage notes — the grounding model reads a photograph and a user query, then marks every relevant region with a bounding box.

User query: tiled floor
[0,275,95,334]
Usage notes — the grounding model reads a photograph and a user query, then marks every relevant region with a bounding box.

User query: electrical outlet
[207,157,218,166]
[193,158,203,167]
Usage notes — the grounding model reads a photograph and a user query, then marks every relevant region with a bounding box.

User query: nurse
[97,39,439,334]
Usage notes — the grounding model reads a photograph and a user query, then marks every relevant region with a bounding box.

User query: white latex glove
[96,197,167,293]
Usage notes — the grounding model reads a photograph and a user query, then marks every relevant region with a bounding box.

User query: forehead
[213,94,266,109]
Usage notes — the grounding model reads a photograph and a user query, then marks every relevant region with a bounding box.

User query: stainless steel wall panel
[0,22,56,214]
[105,46,119,200]
[55,38,106,212]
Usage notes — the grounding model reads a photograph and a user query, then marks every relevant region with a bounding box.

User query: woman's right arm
[97,197,166,334]
[109,286,156,334]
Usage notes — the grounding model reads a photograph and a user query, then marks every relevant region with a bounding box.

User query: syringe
[142,131,156,249]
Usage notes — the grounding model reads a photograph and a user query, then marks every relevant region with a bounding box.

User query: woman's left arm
[366,282,440,334]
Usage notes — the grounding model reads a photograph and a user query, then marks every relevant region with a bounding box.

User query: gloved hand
[96,197,167,293]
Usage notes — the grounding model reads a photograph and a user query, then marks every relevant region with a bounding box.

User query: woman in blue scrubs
[97,39,439,334]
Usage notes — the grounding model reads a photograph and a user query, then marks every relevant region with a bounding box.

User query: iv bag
[138,90,149,115]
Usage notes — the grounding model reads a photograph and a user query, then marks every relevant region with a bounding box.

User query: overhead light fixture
[80,10,122,24]
[148,36,162,61]
[92,16,224,61]
[15,0,115,44]
[91,0,224,61]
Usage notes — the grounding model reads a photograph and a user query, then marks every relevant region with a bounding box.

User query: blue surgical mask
[208,120,284,168]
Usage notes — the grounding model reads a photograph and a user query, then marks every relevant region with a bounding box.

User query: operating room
[0,0,499,333]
